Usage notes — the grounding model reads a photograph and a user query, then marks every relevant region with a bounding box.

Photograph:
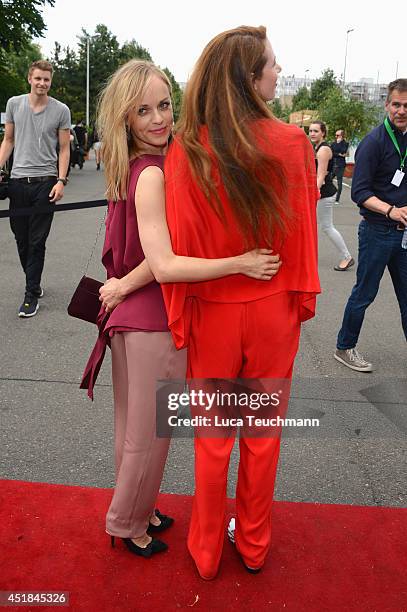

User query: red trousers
[186,292,301,579]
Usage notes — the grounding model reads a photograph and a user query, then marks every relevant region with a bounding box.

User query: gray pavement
[0,160,406,508]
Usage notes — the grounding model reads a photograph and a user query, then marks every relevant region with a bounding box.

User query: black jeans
[333,164,345,201]
[9,178,56,296]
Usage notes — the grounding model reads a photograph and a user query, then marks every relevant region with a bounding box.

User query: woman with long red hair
[137,26,320,579]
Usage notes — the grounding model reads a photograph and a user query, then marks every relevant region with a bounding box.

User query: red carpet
[0,479,406,611]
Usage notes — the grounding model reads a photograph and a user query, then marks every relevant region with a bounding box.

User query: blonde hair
[97,60,172,201]
[28,60,53,77]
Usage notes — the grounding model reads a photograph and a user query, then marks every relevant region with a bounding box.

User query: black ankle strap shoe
[147,508,174,533]
[110,535,168,558]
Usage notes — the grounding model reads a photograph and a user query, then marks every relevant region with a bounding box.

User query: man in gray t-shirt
[0,60,71,317]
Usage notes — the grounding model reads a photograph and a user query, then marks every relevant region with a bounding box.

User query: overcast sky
[36,0,405,86]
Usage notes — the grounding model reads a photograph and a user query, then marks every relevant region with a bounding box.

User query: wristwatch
[57,177,68,186]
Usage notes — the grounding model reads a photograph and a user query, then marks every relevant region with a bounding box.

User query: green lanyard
[384,117,407,170]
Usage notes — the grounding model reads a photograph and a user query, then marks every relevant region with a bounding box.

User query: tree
[48,25,123,124]
[318,87,382,143]
[0,19,183,125]
[309,69,338,109]
[119,39,152,64]
[0,0,54,52]
[291,86,311,112]
[0,0,51,109]
[48,26,182,126]
[7,41,43,81]
[0,41,42,109]
[271,98,283,117]
[76,25,121,123]
[270,99,290,123]
[162,68,183,122]
[50,43,83,120]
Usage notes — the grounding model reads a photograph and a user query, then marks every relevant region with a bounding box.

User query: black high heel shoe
[147,508,174,534]
[110,535,168,558]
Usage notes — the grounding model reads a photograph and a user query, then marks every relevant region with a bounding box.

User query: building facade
[275,75,387,104]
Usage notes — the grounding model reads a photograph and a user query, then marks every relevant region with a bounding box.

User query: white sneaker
[227,518,261,573]
[228,517,235,544]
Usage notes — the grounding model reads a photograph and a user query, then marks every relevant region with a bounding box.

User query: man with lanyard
[0,60,71,317]
[334,78,407,371]
[331,129,349,202]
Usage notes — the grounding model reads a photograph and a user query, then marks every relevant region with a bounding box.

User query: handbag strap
[83,208,107,276]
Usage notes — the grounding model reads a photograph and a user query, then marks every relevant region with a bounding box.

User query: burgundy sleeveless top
[101,155,168,331]
[80,155,168,399]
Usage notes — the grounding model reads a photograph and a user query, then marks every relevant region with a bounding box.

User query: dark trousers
[8,178,56,296]
[334,164,345,201]
[337,220,407,349]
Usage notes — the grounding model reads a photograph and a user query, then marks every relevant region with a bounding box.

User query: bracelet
[386,205,395,219]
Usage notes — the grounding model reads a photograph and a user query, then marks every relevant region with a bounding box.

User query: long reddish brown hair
[176,25,289,246]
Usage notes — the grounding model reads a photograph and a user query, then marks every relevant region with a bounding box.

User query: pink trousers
[105,331,186,538]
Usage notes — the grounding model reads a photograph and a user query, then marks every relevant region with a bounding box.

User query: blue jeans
[337,220,407,349]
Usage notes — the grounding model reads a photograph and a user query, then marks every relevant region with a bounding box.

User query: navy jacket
[351,119,407,225]
[331,140,348,169]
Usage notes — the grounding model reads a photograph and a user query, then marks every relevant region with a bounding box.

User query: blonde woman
[81,59,281,559]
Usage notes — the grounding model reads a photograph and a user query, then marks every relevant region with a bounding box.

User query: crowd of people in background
[68,120,102,172]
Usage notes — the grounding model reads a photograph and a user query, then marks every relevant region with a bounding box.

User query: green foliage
[0,0,51,108]
[0,11,183,125]
[119,40,152,64]
[270,99,290,123]
[271,98,282,117]
[0,0,54,52]
[291,86,311,112]
[0,41,42,109]
[50,43,83,120]
[308,68,338,109]
[318,87,382,143]
[74,25,121,123]
[286,68,380,142]
[49,24,177,125]
[7,41,43,80]
[163,68,183,122]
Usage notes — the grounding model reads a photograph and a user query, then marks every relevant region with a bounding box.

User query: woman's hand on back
[238,249,282,280]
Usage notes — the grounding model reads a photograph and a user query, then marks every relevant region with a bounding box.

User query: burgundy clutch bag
[67,275,103,324]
